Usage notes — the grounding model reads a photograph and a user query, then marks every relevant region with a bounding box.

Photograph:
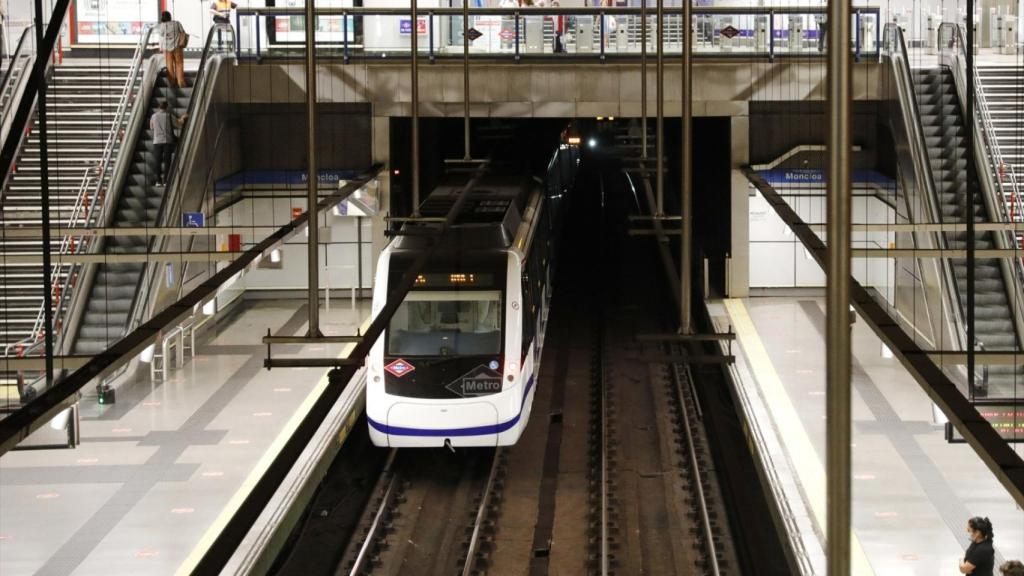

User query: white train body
[367,149,577,448]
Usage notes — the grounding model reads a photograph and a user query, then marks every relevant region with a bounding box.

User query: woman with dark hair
[157,11,187,88]
[961,517,995,575]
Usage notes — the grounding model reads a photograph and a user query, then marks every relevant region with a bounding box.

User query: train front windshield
[387,291,503,357]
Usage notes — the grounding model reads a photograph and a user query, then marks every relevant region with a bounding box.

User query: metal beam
[462,0,471,161]
[802,222,1024,233]
[33,0,54,388]
[411,0,421,216]
[826,0,853,568]
[0,356,92,370]
[306,0,321,338]
[744,167,1024,509]
[237,6,839,16]
[13,220,1024,238]
[680,0,693,333]
[640,0,647,160]
[1,252,246,264]
[655,0,664,214]
[849,248,1024,258]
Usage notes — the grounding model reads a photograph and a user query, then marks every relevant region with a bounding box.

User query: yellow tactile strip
[724,298,874,575]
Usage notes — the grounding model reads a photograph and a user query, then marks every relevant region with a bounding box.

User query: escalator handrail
[881,23,970,350]
[0,27,35,122]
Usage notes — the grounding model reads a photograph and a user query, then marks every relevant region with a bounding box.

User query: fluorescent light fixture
[203,300,216,316]
[140,343,155,363]
[270,248,282,263]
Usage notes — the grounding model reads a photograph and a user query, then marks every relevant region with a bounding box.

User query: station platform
[0,299,370,576]
[710,295,1024,575]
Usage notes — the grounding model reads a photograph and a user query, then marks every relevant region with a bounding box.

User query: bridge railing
[233,6,882,62]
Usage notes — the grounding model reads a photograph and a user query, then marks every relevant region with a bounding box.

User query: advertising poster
[272,0,355,43]
[75,0,158,44]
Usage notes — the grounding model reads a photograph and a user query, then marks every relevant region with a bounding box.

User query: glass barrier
[233,7,881,61]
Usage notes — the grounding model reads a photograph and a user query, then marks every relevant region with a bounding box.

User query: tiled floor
[715,296,1024,576]
[0,299,369,576]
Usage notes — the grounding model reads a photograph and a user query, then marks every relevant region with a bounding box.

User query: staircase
[977,66,1024,222]
[0,64,133,353]
[913,67,1024,397]
[72,71,195,355]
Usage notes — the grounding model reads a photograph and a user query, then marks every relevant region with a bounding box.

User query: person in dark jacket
[961,517,995,576]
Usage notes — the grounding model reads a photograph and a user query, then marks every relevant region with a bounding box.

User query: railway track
[275,145,764,576]
[583,163,738,575]
[337,447,507,576]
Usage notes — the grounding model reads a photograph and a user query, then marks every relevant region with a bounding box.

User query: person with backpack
[158,11,188,88]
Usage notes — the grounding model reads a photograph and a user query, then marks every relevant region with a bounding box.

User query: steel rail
[347,448,400,576]
[462,448,503,576]
[669,363,720,575]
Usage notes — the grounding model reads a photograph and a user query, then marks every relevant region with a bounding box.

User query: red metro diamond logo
[720,25,740,39]
[384,359,416,378]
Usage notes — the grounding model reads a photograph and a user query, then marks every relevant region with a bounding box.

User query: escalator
[891,32,1024,397]
[72,71,195,354]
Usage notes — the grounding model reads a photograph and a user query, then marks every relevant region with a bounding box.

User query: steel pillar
[826,0,853,571]
[305,0,321,336]
[680,0,692,332]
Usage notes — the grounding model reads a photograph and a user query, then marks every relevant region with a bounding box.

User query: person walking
[150,101,184,187]
[961,517,996,576]
[1001,560,1024,576]
[158,11,187,88]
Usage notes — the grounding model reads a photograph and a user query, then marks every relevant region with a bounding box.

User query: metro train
[366,144,580,448]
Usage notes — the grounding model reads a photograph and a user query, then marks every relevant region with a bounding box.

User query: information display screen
[946,403,1024,443]
[413,272,497,289]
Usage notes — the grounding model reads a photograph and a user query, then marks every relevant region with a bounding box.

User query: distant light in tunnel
[588,138,597,149]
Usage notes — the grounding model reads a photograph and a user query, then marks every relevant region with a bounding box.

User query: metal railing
[2,25,156,360]
[233,6,881,62]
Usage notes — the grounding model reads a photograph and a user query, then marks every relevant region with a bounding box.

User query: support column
[680,0,693,332]
[305,0,321,336]
[826,0,853,571]
[729,115,750,298]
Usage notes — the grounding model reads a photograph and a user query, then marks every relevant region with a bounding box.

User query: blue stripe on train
[368,376,536,437]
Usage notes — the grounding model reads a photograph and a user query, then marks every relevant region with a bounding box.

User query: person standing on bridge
[960,517,996,576]
[210,0,238,49]
[158,11,188,88]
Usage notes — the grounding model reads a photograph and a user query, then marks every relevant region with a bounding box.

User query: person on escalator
[151,101,185,187]
[209,0,238,49]
[158,11,188,88]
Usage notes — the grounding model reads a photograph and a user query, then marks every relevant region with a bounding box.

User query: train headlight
[506,360,519,382]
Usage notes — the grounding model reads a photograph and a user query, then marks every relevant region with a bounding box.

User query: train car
[367,146,579,448]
